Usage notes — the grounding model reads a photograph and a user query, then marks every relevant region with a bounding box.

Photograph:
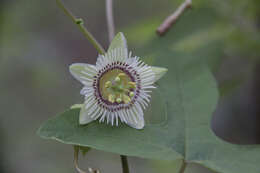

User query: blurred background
[1,0,260,173]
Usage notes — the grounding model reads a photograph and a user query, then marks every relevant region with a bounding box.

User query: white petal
[69,63,97,85]
[96,55,109,70]
[107,32,128,58]
[126,105,145,129]
[105,47,128,63]
[79,102,95,125]
[151,66,168,83]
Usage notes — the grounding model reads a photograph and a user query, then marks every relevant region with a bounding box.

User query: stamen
[123,95,131,104]
[105,81,112,88]
[99,68,138,105]
[129,91,135,97]
[128,82,136,89]
[108,94,115,103]
[116,97,122,103]
[118,73,126,78]
[115,76,121,83]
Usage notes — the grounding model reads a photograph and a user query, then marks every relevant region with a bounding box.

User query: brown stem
[156,0,192,36]
[179,160,187,173]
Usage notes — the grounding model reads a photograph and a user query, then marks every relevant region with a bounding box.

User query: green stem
[120,155,130,173]
[179,160,187,173]
[56,0,105,54]
[74,146,87,173]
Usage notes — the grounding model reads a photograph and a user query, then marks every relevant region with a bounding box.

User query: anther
[123,95,131,104]
[105,81,112,88]
[116,97,122,103]
[108,94,115,103]
[129,92,135,97]
[118,73,126,78]
[115,76,121,83]
[128,81,136,89]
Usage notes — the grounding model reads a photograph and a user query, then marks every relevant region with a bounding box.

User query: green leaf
[124,7,260,173]
[150,159,183,173]
[38,89,180,160]
[219,77,243,98]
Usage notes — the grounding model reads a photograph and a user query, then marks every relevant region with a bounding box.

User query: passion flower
[70,33,167,129]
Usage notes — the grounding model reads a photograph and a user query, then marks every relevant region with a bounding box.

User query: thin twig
[120,155,130,173]
[179,160,187,173]
[56,0,105,54]
[106,0,115,42]
[156,0,192,36]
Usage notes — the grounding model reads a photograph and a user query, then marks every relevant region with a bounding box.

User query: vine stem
[179,160,187,173]
[56,0,105,54]
[74,146,88,173]
[106,0,115,43]
[120,155,130,173]
[105,1,130,173]
[156,0,192,36]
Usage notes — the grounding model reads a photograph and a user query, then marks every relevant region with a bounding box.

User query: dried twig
[106,0,115,42]
[156,0,192,36]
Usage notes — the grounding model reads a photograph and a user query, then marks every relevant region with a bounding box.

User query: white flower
[70,33,167,129]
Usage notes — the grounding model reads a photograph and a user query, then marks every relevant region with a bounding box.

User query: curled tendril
[74,146,100,173]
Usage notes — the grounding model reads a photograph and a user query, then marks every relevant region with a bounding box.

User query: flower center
[99,69,136,104]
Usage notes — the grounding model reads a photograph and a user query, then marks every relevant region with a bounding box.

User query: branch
[56,0,105,54]
[106,0,115,42]
[156,0,192,36]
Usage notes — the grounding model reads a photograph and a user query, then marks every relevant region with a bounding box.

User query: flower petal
[151,66,168,83]
[69,63,97,85]
[79,102,95,125]
[107,32,128,59]
[126,104,145,129]
[127,115,145,129]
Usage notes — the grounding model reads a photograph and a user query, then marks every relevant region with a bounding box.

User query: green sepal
[107,32,128,57]
[151,66,168,82]
[70,104,83,109]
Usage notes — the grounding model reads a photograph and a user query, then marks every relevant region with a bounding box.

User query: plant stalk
[179,160,187,173]
[120,155,130,173]
[106,0,115,42]
[74,146,88,173]
[56,0,105,54]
